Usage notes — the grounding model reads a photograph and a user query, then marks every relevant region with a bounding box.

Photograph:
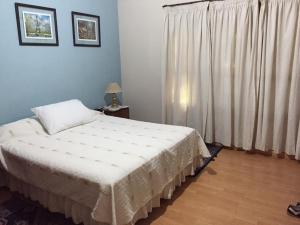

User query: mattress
[0,114,210,225]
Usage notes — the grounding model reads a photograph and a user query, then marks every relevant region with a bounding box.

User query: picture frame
[71,11,101,47]
[15,3,59,46]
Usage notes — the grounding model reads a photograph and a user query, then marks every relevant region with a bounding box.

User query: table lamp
[105,82,122,109]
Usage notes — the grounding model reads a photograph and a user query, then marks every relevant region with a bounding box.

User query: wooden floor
[1,149,300,225]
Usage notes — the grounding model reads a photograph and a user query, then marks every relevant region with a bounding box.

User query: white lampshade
[105,83,122,94]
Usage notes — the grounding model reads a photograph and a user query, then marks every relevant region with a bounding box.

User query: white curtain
[163,0,300,160]
[162,2,213,141]
[297,122,300,160]
[209,0,259,149]
[256,0,300,159]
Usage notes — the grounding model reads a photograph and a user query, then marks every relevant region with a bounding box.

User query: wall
[118,1,194,123]
[0,0,121,125]
[118,0,164,123]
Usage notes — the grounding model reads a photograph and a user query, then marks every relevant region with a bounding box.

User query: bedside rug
[194,143,223,176]
[0,196,76,225]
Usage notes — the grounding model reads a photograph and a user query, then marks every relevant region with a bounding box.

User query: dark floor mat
[194,143,223,176]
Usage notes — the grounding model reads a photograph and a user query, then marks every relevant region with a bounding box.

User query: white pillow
[31,99,97,134]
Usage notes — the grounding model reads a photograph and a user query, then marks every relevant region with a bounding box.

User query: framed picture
[15,3,59,46]
[72,11,101,47]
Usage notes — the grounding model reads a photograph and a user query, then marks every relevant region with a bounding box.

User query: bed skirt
[4,156,202,225]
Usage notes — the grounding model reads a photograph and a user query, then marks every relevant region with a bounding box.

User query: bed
[0,113,210,225]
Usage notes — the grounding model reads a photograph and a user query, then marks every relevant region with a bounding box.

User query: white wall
[118,0,165,123]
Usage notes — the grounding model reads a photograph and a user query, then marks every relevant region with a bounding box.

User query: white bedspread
[0,114,210,225]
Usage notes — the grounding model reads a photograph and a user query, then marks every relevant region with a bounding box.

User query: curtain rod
[162,0,223,8]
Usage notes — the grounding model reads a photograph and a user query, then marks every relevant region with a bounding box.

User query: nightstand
[97,106,130,119]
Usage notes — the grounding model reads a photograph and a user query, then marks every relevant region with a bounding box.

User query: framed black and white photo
[15,3,59,46]
[72,11,101,47]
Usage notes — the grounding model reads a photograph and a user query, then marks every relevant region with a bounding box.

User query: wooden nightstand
[97,106,130,119]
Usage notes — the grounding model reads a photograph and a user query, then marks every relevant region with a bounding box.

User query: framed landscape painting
[72,11,101,47]
[15,3,59,46]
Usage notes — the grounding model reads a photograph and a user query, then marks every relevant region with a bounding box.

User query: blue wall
[0,0,121,124]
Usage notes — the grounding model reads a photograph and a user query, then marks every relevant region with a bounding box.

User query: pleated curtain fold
[255,0,300,159]
[163,2,213,139]
[209,0,259,149]
[163,0,300,160]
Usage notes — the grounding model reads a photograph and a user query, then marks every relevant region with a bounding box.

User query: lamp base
[111,93,119,108]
